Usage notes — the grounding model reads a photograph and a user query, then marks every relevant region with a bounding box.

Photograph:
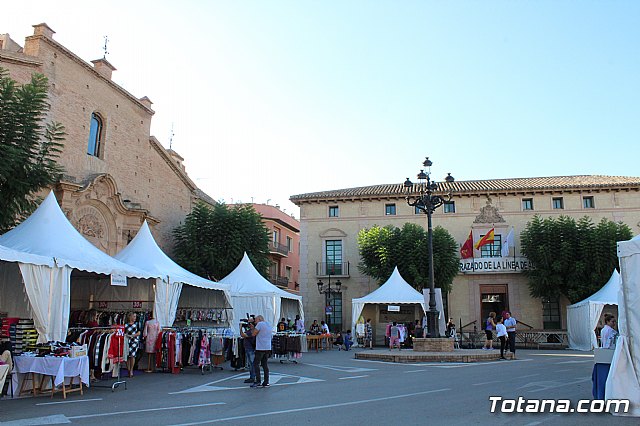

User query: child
[333,332,344,350]
[343,330,353,351]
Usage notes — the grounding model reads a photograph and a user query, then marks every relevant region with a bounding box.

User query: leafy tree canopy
[0,68,65,232]
[357,223,459,293]
[520,215,632,303]
[172,202,271,281]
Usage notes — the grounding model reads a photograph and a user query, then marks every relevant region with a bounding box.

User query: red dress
[108,325,125,363]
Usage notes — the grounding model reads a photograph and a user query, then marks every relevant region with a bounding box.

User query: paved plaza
[0,348,636,425]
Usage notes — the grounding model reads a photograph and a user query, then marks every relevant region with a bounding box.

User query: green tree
[357,223,459,293]
[0,68,65,232]
[521,215,632,303]
[172,202,271,281]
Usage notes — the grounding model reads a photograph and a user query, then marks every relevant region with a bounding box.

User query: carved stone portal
[72,205,108,251]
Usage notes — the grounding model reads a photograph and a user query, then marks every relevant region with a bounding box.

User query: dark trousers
[499,336,507,358]
[507,331,516,354]
[254,350,270,384]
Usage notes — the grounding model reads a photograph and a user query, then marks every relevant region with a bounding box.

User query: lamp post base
[425,309,440,338]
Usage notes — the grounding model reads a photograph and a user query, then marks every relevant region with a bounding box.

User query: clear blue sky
[3,1,639,216]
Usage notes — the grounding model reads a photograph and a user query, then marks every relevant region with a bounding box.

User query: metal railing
[269,241,289,256]
[315,262,350,277]
[269,274,289,288]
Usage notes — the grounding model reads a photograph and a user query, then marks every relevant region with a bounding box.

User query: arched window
[87,113,103,157]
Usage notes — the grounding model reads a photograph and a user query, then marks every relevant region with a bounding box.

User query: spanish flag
[474,228,495,250]
[460,230,474,259]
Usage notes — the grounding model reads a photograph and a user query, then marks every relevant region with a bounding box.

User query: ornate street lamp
[317,272,342,331]
[404,156,453,338]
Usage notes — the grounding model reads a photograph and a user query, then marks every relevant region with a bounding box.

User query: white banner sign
[110,273,128,286]
[459,257,532,274]
[387,305,400,312]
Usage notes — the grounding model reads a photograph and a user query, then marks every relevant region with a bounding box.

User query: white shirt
[254,321,272,351]
[295,319,305,333]
[504,317,517,332]
[600,325,617,349]
[496,323,507,338]
[321,323,330,334]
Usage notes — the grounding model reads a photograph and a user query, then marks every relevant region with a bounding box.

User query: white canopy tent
[114,221,233,327]
[351,267,427,338]
[605,235,640,417]
[0,192,154,343]
[566,269,620,351]
[218,253,303,334]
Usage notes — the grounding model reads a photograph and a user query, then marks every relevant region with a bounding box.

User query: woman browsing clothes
[125,312,141,377]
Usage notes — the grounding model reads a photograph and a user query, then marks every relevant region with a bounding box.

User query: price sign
[98,301,108,309]
[132,301,143,309]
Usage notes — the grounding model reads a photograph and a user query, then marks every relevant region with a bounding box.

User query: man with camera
[249,315,272,388]
[239,316,256,383]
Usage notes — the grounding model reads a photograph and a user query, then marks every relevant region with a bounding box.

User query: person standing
[295,315,305,333]
[240,317,256,383]
[250,315,272,388]
[389,322,401,351]
[495,316,508,360]
[364,319,374,349]
[503,311,517,359]
[124,312,141,377]
[414,319,424,339]
[600,314,618,348]
[320,320,330,334]
[483,312,496,350]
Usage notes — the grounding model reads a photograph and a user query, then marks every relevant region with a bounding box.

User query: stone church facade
[0,23,213,254]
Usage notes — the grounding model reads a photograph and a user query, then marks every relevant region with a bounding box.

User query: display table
[0,364,10,392]
[12,356,89,399]
[306,334,333,352]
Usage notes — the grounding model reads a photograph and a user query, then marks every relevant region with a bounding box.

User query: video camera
[239,313,255,331]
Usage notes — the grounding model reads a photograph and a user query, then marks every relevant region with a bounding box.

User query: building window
[285,266,292,280]
[583,196,595,209]
[443,201,455,213]
[329,206,339,217]
[480,234,502,258]
[552,197,564,209]
[325,240,343,275]
[385,203,396,215]
[325,292,343,333]
[87,112,103,157]
[542,297,561,330]
[286,236,293,252]
[522,198,534,211]
[273,228,280,244]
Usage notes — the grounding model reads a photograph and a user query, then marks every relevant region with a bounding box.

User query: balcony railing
[269,241,289,256]
[269,273,290,288]
[315,262,350,277]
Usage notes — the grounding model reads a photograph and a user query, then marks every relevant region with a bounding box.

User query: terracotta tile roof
[290,175,640,203]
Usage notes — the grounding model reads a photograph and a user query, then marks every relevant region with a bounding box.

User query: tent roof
[617,233,640,258]
[352,266,425,304]
[0,243,55,267]
[219,252,301,300]
[0,192,153,277]
[568,269,620,308]
[115,221,230,292]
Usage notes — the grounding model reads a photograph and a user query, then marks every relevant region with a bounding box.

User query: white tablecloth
[0,364,9,388]
[12,356,89,388]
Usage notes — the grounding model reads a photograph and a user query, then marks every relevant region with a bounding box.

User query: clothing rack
[68,326,127,391]
[168,327,235,374]
[272,332,305,364]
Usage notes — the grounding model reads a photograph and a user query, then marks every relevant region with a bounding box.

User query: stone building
[291,175,640,339]
[0,23,213,253]
[251,204,300,292]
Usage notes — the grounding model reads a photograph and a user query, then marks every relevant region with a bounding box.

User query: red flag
[460,231,474,259]
[475,228,495,250]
